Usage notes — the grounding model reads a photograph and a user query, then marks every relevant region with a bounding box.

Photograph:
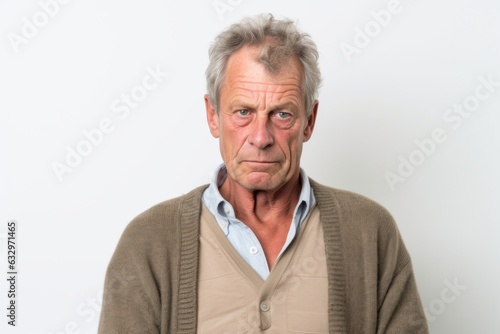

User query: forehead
[222,45,303,95]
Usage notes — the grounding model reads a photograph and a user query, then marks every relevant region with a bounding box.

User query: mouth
[243,160,276,164]
[240,160,279,170]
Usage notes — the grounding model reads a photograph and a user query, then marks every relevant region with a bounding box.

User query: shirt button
[224,207,230,214]
[249,246,258,255]
[260,301,270,312]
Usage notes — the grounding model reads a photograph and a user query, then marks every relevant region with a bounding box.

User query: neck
[219,173,302,226]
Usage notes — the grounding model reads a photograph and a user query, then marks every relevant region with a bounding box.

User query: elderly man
[98,14,428,334]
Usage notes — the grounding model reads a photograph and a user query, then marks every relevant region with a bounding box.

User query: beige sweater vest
[197,203,329,333]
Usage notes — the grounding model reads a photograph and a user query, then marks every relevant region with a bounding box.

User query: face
[205,45,318,192]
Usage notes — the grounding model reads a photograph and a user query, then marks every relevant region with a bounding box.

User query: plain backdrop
[1,0,499,333]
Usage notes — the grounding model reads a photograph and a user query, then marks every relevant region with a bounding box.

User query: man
[98,14,428,333]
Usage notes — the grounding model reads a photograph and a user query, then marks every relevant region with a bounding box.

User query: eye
[237,109,249,116]
[271,110,295,129]
[276,111,291,119]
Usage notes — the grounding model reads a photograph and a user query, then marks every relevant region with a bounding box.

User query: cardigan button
[260,301,270,312]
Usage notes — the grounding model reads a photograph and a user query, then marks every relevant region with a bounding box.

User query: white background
[1,0,499,333]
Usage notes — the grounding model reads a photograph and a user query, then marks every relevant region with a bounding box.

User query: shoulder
[117,184,208,253]
[128,184,207,228]
[310,178,396,232]
[310,179,410,272]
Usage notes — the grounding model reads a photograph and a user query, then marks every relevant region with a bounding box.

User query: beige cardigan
[98,180,429,333]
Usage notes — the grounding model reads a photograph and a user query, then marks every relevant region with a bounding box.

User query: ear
[205,94,220,138]
[303,100,318,142]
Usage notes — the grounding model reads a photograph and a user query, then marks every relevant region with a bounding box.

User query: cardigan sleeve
[97,217,163,334]
[376,258,429,333]
[373,204,428,334]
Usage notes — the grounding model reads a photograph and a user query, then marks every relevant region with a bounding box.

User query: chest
[197,206,329,333]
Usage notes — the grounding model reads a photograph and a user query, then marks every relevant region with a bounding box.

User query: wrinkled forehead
[225,44,303,82]
[224,45,302,86]
[220,46,305,110]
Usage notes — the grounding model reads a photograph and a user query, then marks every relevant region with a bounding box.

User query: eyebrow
[229,100,298,112]
[228,100,259,111]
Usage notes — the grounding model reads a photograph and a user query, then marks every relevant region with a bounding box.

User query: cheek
[284,136,304,161]
[282,132,301,150]
[220,129,246,157]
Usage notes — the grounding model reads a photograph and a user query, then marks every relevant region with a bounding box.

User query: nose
[248,115,274,149]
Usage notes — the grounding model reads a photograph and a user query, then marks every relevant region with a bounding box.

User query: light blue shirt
[202,164,316,280]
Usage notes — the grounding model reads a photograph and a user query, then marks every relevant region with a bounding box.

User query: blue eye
[238,109,249,116]
[277,112,290,118]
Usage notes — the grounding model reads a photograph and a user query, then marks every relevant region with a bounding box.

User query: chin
[238,174,287,192]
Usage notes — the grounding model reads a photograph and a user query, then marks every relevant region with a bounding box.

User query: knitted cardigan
[98,180,429,334]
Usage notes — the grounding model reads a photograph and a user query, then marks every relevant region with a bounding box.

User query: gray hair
[206,13,322,116]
